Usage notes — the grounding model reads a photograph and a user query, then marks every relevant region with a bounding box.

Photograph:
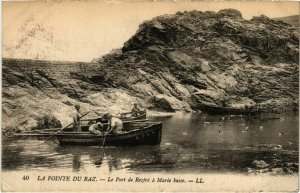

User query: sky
[3,1,299,62]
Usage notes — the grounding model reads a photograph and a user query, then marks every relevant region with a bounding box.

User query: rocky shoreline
[2,9,299,131]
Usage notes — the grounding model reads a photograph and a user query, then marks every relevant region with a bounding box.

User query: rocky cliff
[2,59,144,131]
[2,9,299,131]
[94,9,299,112]
[274,15,299,28]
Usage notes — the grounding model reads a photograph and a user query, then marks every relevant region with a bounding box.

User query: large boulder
[149,94,191,112]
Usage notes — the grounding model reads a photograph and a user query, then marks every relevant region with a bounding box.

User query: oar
[104,119,150,125]
[98,119,111,148]
[23,128,61,133]
[80,111,105,122]
[97,119,149,148]
[120,112,131,117]
[81,111,144,122]
[41,123,73,143]
[98,132,108,148]
[42,111,91,143]
[82,118,150,123]
[93,111,103,116]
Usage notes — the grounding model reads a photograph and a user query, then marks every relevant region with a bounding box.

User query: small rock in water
[247,167,254,173]
[286,142,293,145]
[286,162,298,167]
[252,160,269,169]
[257,168,270,174]
[165,143,172,146]
[285,167,294,174]
[182,132,187,136]
[247,167,269,174]
[271,167,284,175]
[245,127,249,131]
[259,126,263,130]
[273,145,282,150]
[277,132,283,136]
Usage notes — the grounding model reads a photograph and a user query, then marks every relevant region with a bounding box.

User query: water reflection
[72,154,81,172]
[2,112,299,174]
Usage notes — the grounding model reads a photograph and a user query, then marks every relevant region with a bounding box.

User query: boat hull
[121,112,146,121]
[57,122,162,146]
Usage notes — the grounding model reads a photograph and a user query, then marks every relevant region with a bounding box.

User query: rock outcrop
[2,9,299,131]
[2,59,144,130]
[94,9,299,112]
[274,15,299,28]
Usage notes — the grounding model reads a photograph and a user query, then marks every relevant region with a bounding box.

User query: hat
[103,113,112,119]
[96,122,103,129]
[96,118,103,122]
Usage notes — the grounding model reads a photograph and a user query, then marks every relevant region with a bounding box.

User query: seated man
[103,113,124,134]
[131,103,144,117]
[88,121,103,135]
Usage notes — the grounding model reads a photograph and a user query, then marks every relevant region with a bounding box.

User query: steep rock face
[2,9,299,131]
[2,59,144,130]
[274,15,299,28]
[95,9,299,112]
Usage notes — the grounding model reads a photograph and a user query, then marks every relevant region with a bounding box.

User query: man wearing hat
[103,113,124,134]
[73,104,82,132]
[131,103,143,117]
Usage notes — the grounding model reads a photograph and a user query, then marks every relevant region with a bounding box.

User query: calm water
[2,112,298,174]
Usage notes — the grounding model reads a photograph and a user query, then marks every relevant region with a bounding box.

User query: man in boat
[104,113,124,134]
[73,104,82,132]
[131,103,144,117]
[88,121,103,135]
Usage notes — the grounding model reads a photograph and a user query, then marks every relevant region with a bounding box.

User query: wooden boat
[200,104,262,115]
[82,111,147,123]
[119,111,147,121]
[11,114,149,137]
[14,122,162,147]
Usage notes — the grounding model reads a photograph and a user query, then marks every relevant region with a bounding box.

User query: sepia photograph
[2,1,299,192]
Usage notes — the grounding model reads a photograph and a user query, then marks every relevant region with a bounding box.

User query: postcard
[2,1,299,192]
